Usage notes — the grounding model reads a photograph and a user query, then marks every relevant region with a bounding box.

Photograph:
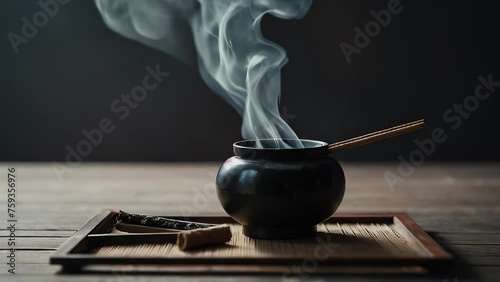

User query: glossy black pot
[215,139,345,239]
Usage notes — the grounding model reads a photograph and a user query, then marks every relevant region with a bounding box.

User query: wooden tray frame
[50,210,454,273]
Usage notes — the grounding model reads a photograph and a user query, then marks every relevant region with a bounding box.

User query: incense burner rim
[233,139,328,160]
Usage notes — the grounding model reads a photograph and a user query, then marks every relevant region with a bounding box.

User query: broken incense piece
[116,210,215,230]
[177,225,232,251]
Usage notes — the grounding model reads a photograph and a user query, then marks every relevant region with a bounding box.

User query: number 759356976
[7,168,16,218]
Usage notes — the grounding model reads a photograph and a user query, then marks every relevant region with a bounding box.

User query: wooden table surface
[1,162,499,281]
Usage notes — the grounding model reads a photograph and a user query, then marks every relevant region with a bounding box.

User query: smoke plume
[95,0,312,148]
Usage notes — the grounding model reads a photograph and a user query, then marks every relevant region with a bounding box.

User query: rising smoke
[95,0,312,148]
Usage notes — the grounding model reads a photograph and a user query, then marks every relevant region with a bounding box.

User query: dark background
[1,0,499,162]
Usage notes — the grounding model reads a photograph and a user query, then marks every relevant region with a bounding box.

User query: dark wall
[2,0,499,162]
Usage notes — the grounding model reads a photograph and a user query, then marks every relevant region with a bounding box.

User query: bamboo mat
[92,222,426,258]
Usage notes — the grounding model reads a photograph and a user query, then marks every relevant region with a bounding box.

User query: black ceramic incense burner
[215,120,425,239]
[215,139,345,239]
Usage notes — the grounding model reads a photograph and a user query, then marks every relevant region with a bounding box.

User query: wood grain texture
[0,162,498,281]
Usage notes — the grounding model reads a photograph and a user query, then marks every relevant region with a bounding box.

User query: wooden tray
[50,210,453,274]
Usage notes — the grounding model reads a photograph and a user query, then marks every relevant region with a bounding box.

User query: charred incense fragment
[116,210,214,230]
[177,225,232,251]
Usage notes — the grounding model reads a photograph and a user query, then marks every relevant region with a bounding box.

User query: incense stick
[329,119,424,147]
[328,119,425,153]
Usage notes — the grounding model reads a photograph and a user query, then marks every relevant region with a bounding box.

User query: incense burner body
[215,139,345,239]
